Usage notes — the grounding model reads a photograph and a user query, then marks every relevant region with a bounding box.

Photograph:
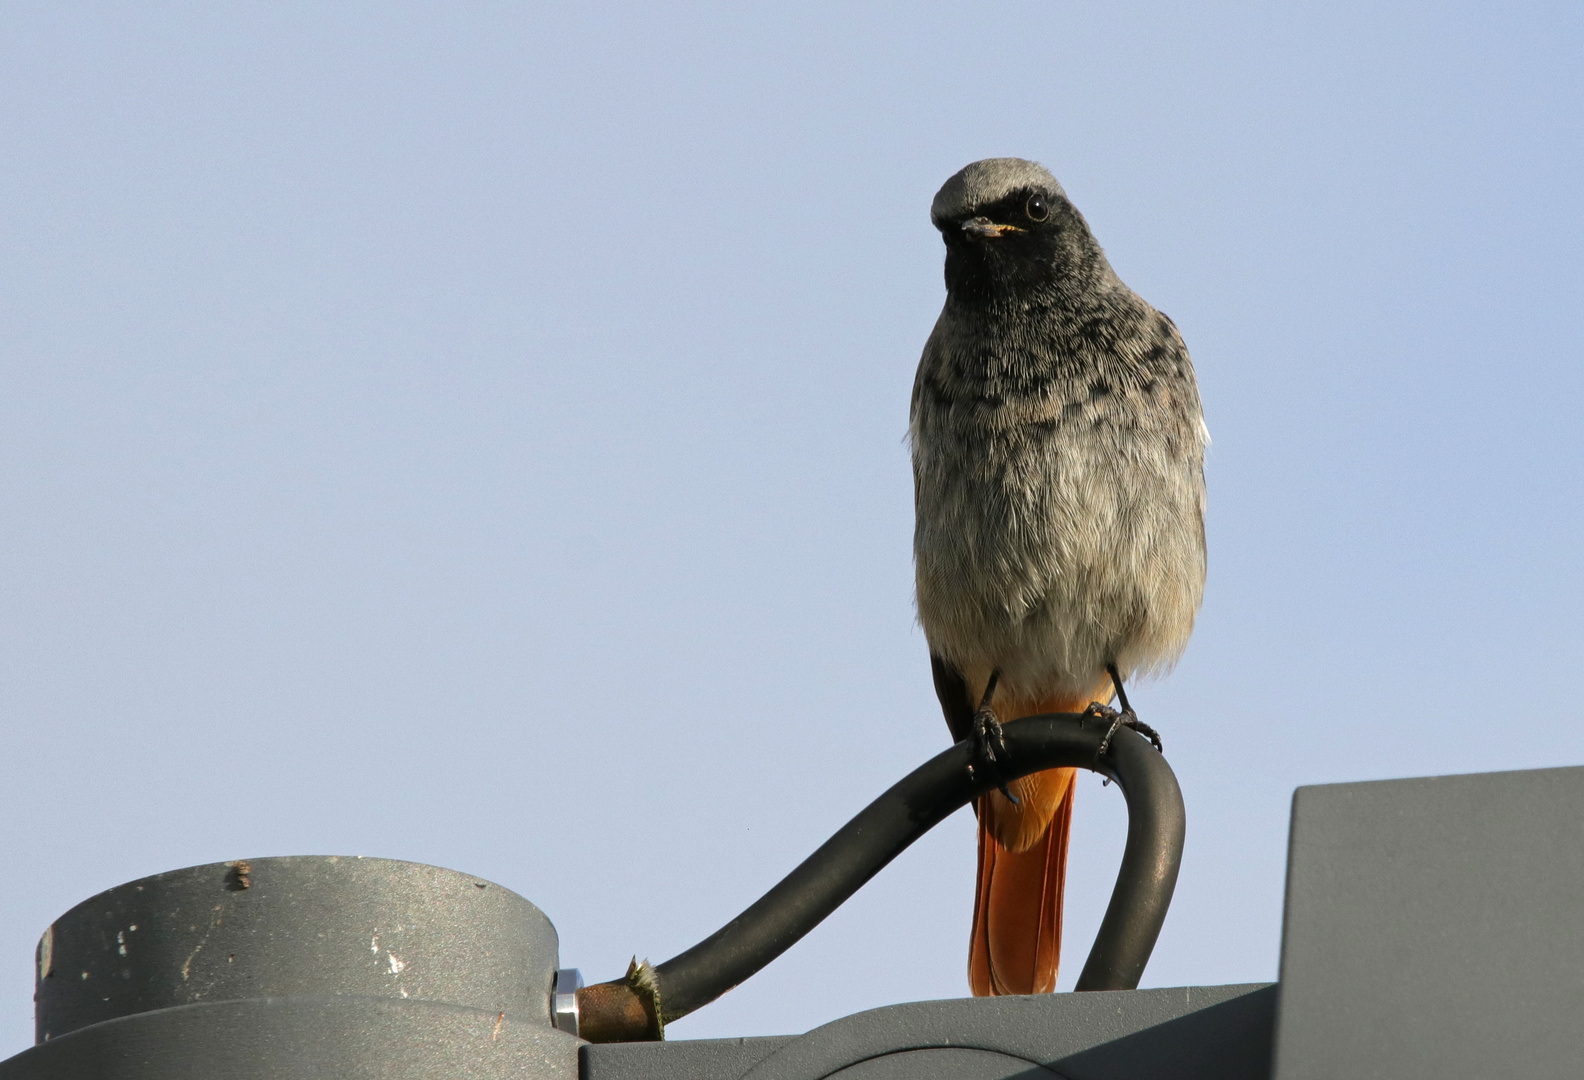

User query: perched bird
[910,158,1207,996]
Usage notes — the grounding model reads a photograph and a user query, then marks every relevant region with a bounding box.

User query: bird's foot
[966,705,1018,805]
[1083,701,1164,759]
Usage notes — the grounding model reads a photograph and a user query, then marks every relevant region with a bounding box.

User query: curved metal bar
[577,713,1185,1042]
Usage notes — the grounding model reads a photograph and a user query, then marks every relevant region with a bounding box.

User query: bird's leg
[966,670,1018,805]
[1086,663,1164,760]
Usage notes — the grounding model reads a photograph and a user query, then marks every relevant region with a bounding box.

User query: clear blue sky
[2,0,1580,1053]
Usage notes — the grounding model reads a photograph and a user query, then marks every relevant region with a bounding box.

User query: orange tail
[931,666,1112,998]
[968,766,1076,995]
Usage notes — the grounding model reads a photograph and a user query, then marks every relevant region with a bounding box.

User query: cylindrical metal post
[3,857,581,1080]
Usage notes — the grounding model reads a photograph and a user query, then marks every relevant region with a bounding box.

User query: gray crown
[930,158,1065,227]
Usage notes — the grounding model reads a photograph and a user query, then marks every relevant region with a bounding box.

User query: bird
[909,158,1207,997]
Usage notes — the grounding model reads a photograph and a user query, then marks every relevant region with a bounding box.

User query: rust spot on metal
[224,861,252,891]
[577,965,664,1044]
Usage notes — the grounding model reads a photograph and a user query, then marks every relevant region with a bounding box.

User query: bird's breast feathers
[910,305,1207,699]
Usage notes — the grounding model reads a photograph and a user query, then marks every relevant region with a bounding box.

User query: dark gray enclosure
[582,983,1274,1080]
[1272,765,1584,1080]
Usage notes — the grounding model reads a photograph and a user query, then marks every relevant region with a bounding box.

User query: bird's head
[931,158,1100,302]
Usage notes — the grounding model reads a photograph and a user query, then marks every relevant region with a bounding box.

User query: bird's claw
[1083,701,1164,759]
[966,705,1018,805]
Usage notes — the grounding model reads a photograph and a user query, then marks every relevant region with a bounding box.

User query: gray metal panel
[1272,765,1584,1079]
[583,984,1272,1080]
[0,996,580,1080]
[34,855,559,1041]
[581,1036,794,1080]
[824,1047,1061,1079]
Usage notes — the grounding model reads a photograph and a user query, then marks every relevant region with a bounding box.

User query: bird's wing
[930,652,976,745]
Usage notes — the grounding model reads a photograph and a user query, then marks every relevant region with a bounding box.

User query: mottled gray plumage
[911,158,1207,707]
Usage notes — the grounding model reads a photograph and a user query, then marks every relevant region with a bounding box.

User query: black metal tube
[654,713,1185,1023]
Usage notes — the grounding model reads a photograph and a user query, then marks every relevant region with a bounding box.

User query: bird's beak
[961,217,1022,238]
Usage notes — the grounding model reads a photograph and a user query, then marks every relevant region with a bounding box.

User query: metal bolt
[552,967,583,1036]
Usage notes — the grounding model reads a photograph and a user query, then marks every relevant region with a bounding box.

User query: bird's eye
[1026,193,1049,221]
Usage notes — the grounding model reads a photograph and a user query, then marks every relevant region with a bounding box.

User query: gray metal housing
[1271,764,1584,1079]
[1,763,1580,1078]
[583,983,1273,1080]
[6,856,578,1079]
